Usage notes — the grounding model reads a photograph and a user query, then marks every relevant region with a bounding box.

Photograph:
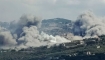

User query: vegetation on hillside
[0,35,105,60]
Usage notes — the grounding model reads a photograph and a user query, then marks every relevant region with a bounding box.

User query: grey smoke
[0,27,17,48]
[73,11,105,37]
[13,14,42,38]
[17,26,70,48]
[18,26,41,47]
[0,11,105,49]
[0,14,71,49]
[18,14,41,27]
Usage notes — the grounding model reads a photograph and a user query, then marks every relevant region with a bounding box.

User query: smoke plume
[0,14,71,49]
[0,27,17,49]
[73,11,105,37]
[0,11,105,49]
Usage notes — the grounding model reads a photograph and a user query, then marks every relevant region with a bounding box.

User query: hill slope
[40,18,73,36]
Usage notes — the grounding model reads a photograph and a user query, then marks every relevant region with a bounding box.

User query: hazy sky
[0,0,105,22]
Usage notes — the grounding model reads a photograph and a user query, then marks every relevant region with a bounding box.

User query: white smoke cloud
[72,36,83,41]
[73,11,105,37]
[0,14,71,49]
[17,26,71,48]
[0,26,17,49]
[18,26,41,47]
[11,14,42,38]
[0,11,105,49]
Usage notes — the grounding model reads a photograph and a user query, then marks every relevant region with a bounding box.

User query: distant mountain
[41,15,105,37]
[40,18,74,36]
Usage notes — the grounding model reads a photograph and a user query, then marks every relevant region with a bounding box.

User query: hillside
[0,35,105,60]
[0,16,105,60]
[40,18,73,36]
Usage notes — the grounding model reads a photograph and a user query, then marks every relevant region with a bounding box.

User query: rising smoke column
[0,14,43,49]
[73,11,105,37]
[14,14,41,38]
[18,26,42,47]
[15,14,43,48]
[0,14,71,49]
[0,11,104,49]
[0,26,17,49]
[16,14,71,48]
